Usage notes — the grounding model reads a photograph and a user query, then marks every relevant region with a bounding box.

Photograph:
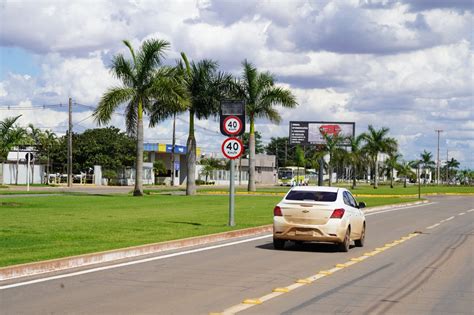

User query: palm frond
[111,54,136,87]
[136,39,170,85]
[94,86,135,125]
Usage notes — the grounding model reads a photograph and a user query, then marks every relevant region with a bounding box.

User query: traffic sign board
[221,137,244,160]
[223,116,243,136]
[220,100,245,136]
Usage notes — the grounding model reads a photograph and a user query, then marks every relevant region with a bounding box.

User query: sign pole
[27,154,30,192]
[229,159,235,226]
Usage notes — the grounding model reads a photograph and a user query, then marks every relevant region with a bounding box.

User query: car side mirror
[358,202,366,209]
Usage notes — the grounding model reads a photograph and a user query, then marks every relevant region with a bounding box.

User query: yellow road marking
[273,287,290,293]
[242,299,262,305]
[217,233,421,314]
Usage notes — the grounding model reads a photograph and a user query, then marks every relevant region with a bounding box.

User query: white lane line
[0,234,272,290]
[365,202,435,216]
[426,223,441,230]
[458,212,465,216]
[445,216,455,221]
[467,209,474,213]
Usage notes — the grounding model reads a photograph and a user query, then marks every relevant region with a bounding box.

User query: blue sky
[0,0,472,168]
[0,47,40,80]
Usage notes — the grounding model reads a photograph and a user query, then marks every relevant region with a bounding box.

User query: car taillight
[330,208,345,219]
[274,206,282,216]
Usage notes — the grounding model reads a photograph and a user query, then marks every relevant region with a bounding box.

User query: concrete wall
[1,163,45,185]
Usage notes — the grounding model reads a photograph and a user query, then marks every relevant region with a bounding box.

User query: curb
[0,199,430,282]
[0,225,272,281]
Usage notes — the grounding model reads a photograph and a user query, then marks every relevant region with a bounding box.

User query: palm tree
[446,157,460,184]
[361,125,397,189]
[397,161,415,188]
[177,53,233,195]
[39,130,58,184]
[385,153,401,188]
[0,115,22,161]
[420,150,435,184]
[11,126,28,185]
[347,135,365,189]
[236,60,297,191]
[320,133,346,187]
[94,39,186,196]
[27,124,43,184]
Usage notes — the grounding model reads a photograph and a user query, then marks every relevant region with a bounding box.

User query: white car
[273,186,366,252]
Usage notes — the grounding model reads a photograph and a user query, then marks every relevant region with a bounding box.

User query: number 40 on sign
[221,137,244,160]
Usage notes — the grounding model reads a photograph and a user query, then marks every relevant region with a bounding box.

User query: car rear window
[285,191,337,202]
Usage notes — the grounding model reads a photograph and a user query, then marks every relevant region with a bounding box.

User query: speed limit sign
[221,137,244,160]
[223,116,243,136]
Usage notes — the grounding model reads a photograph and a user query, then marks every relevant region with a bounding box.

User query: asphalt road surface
[1,196,472,315]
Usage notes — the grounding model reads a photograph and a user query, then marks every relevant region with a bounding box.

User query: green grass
[176,184,474,195]
[0,194,418,267]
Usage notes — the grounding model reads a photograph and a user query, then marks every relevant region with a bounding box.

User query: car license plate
[296,230,312,236]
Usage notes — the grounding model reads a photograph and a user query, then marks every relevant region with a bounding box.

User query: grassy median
[0,194,419,267]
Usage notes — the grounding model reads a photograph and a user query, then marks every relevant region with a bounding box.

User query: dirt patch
[0,202,23,207]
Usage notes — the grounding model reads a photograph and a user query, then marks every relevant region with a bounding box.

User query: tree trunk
[352,163,357,189]
[374,157,379,189]
[328,154,333,187]
[404,177,407,188]
[133,101,144,196]
[247,117,256,192]
[390,167,394,188]
[186,110,196,195]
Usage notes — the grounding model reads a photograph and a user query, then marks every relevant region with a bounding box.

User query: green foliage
[0,115,22,161]
[153,160,168,176]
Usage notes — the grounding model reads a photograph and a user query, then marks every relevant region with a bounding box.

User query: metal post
[229,159,235,226]
[171,113,176,186]
[418,164,421,199]
[67,97,72,187]
[26,153,30,192]
[435,129,442,185]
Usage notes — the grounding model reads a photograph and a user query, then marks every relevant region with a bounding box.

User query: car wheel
[354,224,365,247]
[273,238,286,250]
[338,227,351,252]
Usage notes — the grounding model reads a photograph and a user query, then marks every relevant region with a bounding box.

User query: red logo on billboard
[319,124,342,136]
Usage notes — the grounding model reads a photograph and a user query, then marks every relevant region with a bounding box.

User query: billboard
[289,121,355,145]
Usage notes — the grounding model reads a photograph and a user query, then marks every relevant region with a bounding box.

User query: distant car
[273,186,366,252]
[319,124,342,136]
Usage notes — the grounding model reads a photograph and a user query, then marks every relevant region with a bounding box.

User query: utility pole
[435,129,443,185]
[446,148,449,184]
[171,113,176,186]
[67,97,72,187]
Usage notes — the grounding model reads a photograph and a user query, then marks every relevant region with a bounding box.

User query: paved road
[1,196,472,314]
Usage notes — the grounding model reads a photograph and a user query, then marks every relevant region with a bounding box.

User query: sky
[0,0,472,168]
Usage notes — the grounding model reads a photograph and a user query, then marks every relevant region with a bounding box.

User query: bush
[195,180,215,185]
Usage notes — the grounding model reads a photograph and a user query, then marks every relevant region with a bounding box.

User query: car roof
[289,186,342,193]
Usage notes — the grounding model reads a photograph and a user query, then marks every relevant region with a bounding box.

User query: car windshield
[285,190,337,202]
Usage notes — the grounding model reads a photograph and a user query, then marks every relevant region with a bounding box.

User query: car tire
[354,224,365,247]
[338,227,351,252]
[273,238,286,250]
